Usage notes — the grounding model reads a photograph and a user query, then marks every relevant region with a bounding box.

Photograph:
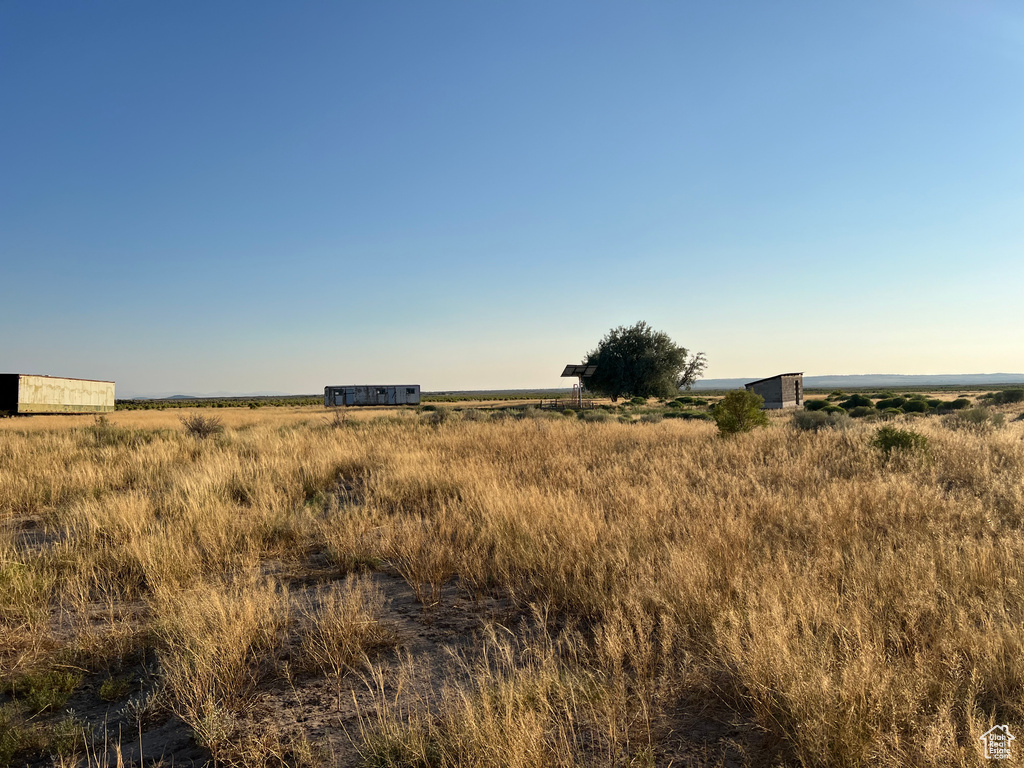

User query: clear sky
[2,1,1022,396]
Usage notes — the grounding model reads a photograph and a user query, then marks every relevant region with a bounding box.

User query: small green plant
[50,715,87,760]
[180,414,224,439]
[713,389,769,435]
[803,399,829,411]
[583,410,612,423]
[902,399,928,413]
[99,675,134,702]
[872,426,928,458]
[826,390,846,401]
[629,396,647,405]
[7,669,82,715]
[639,413,663,424]
[821,405,846,414]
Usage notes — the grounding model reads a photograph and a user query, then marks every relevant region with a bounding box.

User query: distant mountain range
[692,374,1024,390]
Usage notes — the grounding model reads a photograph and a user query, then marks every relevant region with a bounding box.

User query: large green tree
[583,322,706,402]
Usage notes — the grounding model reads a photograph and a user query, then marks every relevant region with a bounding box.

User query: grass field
[1,404,1023,767]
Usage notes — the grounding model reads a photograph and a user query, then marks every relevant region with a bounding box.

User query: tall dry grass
[0,409,1022,766]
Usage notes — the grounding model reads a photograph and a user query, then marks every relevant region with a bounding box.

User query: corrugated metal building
[0,374,115,414]
[324,385,421,407]
[745,373,803,409]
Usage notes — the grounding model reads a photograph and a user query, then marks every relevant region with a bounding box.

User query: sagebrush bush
[902,399,928,413]
[803,399,829,411]
[180,414,224,439]
[791,410,849,432]
[943,406,1005,433]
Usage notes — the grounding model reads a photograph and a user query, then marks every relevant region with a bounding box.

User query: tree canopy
[582,322,706,402]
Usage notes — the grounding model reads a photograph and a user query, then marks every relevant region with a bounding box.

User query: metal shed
[0,374,115,415]
[744,373,803,410]
[324,385,421,407]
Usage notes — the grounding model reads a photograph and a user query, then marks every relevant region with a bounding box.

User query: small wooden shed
[745,373,803,410]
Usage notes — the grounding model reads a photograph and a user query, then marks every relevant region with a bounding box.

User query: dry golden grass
[1,407,1022,766]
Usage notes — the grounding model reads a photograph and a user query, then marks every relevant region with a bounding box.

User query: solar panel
[561,364,597,377]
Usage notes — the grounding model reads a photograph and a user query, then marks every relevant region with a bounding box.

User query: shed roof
[745,372,803,387]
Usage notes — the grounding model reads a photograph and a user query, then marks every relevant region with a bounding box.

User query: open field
[2,406,1023,767]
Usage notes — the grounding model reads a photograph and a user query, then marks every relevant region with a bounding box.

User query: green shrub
[872,426,928,457]
[583,410,612,423]
[561,409,577,417]
[675,396,695,404]
[639,413,663,424]
[629,396,647,405]
[881,408,903,419]
[99,675,134,702]
[945,398,971,410]
[827,390,846,401]
[989,388,1024,405]
[839,394,873,410]
[803,399,829,411]
[7,669,82,715]
[713,390,770,435]
[666,400,682,408]
[848,406,877,418]
[791,410,849,432]
[664,411,714,421]
[902,400,928,413]
[821,405,846,414]
[875,397,907,410]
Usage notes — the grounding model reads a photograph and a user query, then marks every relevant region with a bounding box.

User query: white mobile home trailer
[324,385,421,407]
[1,374,115,414]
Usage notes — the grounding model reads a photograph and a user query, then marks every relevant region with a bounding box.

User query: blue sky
[2,1,1022,395]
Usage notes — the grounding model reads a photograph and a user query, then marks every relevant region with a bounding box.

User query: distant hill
[693,373,1024,390]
